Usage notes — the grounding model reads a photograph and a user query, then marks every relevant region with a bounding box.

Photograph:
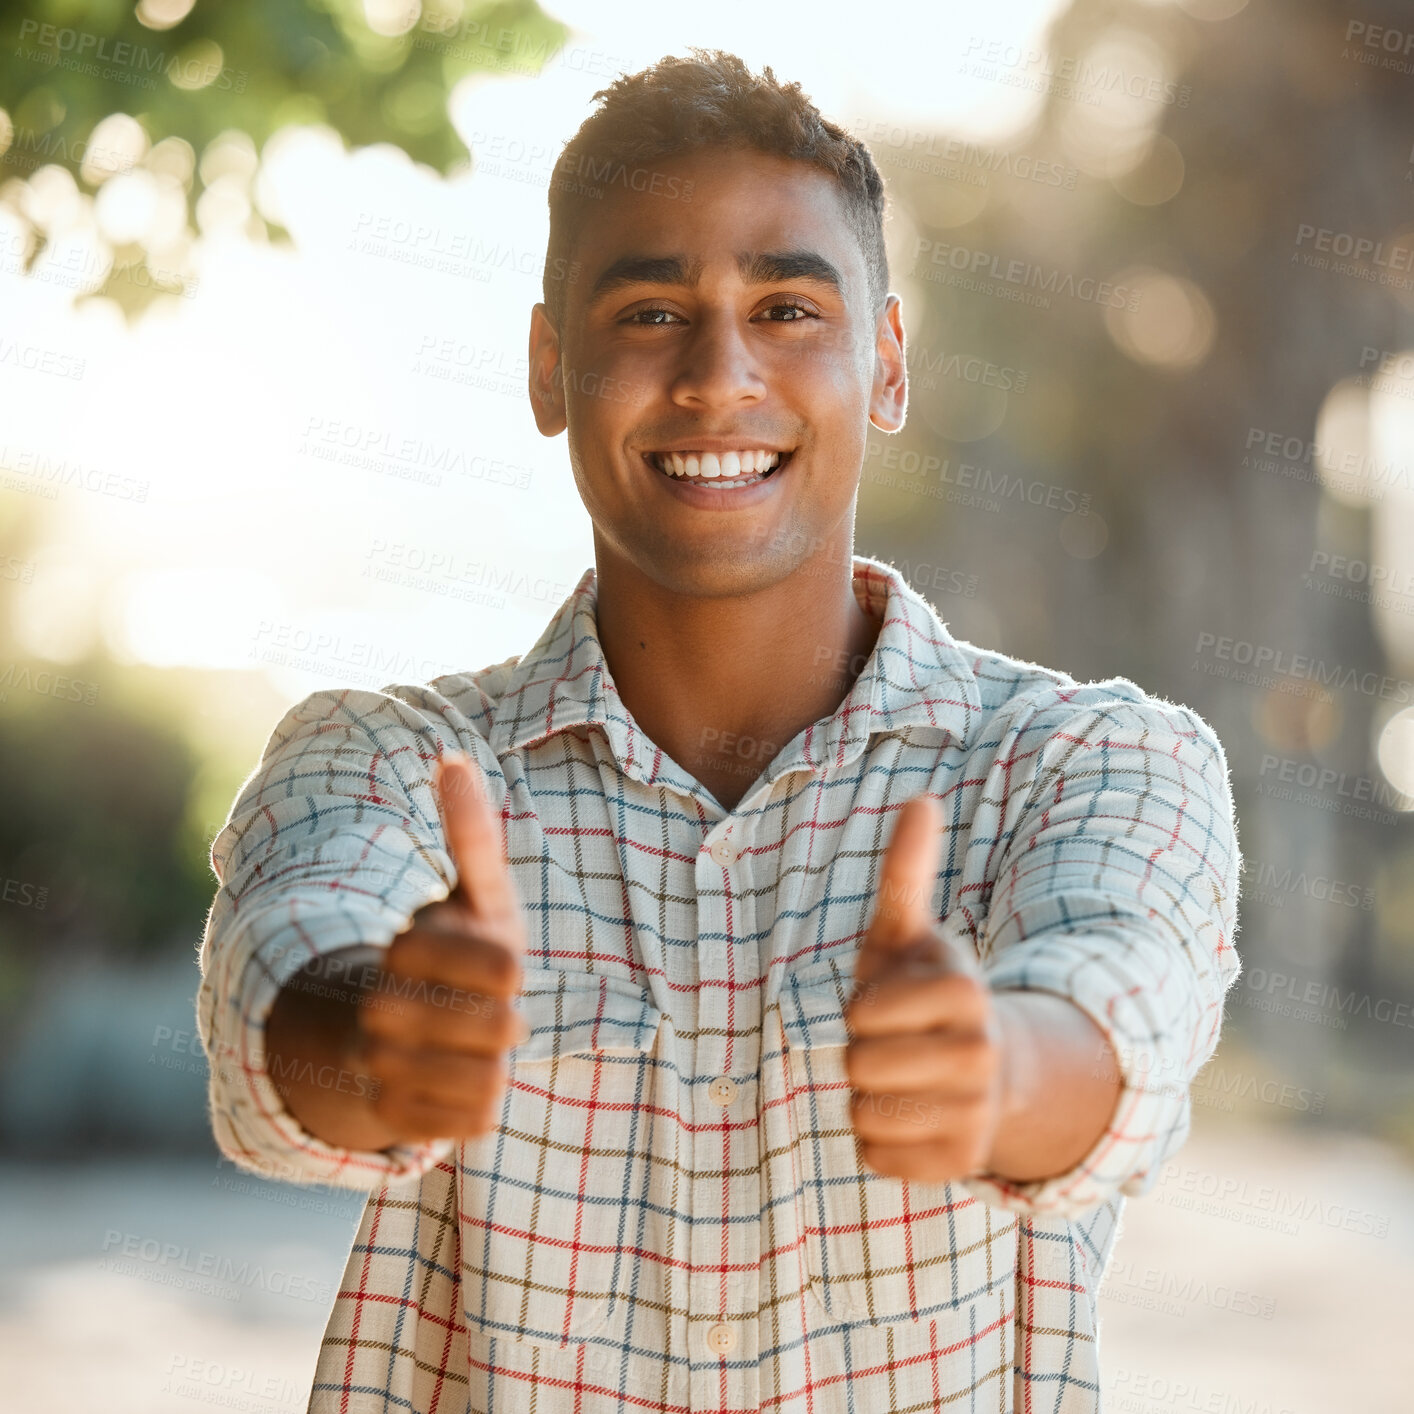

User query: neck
[592,536,883,809]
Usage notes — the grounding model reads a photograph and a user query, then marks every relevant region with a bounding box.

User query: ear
[868,293,907,434]
[528,302,567,437]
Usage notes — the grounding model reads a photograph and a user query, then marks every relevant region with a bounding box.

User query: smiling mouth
[644,448,793,486]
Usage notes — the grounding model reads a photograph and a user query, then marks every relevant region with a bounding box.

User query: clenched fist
[353,752,532,1143]
[266,752,532,1150]
[843,793,1009,1184]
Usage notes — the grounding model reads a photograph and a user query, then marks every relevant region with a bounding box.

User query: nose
[668,310,766,410]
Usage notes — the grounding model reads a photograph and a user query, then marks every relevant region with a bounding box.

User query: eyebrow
[586,248,846,307]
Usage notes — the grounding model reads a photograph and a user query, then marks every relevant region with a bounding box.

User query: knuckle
[931,970,972,1004]
[386,919,428,959]
[474,992,506,1027]
[487,948,523,996]
[413,898,460,927]
[506,953,526,993]
[491,1005,523,1049]
[353,1030,385,1070]
[952,1028,989,1059]
[367,1086,400,1127]
[953,975,990,1016]
[956,1093,991,1126]
[356,997,393,1035]
[459,1094,502,1137]
[371,1042,414,1082]
[849,1090,881,1131]
[956,1036,996,1082]
[363,994,413,1034]
[928,977,963,1011]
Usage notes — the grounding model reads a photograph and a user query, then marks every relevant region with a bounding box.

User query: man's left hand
[843,793,1012,1183]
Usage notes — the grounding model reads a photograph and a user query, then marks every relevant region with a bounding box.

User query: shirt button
[705,1321,737,1355]
[708,1075,738,1106]
[709,837,738,865]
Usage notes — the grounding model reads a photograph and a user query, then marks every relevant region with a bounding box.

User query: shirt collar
[487,553,984,799]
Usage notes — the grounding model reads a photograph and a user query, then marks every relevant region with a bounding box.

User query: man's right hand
[356,752,531,1143]
[264,752,531,1151]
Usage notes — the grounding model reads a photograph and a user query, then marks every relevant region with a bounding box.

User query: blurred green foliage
[0,499,218,1000]
[0,0,569,314]
[0,0,578,1030]
[0,663,212,962]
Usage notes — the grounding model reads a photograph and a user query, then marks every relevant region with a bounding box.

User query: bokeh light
[1103,267,1216,369]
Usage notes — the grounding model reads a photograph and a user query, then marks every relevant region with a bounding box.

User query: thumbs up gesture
[843,794,1008,1183]
[352,752,532,1144]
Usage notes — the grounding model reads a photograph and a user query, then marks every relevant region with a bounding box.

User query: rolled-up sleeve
[956,683,1243,1220]
[194,682,500,1190]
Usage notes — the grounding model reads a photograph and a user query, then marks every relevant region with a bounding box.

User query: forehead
[566,147,864,297]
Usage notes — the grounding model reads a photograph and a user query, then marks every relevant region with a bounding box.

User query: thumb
[865,793,942,956]
[432,752,522,945]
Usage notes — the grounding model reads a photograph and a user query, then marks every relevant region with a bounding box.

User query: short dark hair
[542,48,889,330]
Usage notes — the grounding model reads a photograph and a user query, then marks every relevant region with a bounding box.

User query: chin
[630,539,802,601]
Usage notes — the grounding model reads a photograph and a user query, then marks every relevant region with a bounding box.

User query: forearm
[983,991,1124,1183]
[264,942,402,1152]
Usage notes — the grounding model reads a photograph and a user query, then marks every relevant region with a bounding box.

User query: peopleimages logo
[1241,855,1376,912]
[1304,549,1414,606]
[1356,345,1414,399]
[99,1231,334,1304]
[862,442,1091,515]
[1232,963,1414,1033]
[1157,1164,1390,1239]
[1111,1367,1295,1414]
[1258,752,1414,812]
[161,1353,302,1407]
[0,336,85,380]
[911,237,1139,310]
[1194,631,1414,704]
[844,117,1079,190]
[15,19,248,91]
[908,345,1029,393]
[1242,425,1414,497]
[957,36,1191,107]
[0,125,139,176]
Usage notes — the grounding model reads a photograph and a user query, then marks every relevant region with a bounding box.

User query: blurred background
[2,0,1411,1407]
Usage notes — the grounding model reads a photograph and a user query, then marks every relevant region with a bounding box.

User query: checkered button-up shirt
[196,553,1242,1414]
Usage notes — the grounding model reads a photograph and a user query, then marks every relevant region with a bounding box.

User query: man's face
[529,146,906,598]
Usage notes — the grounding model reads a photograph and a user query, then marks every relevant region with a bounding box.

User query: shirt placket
[688,812,761,1414]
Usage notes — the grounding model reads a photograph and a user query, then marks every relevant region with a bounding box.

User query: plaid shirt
[196,553,1242,1414]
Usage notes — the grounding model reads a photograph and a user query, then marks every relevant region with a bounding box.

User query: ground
[1,1120,1408,1411]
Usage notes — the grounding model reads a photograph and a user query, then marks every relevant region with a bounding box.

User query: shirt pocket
[459,964,664,1348]
[780,955,1017,1327]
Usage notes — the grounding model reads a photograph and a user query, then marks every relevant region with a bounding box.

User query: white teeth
[653,450,783,479]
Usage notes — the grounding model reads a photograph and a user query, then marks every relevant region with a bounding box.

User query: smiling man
[197,49,1242,1414]
[531,137,893,815]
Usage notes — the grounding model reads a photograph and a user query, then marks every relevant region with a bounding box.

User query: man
[197,48,1241,1414]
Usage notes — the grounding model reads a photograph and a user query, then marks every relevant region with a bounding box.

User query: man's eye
[621,303,818,325]
[761,302,818,322]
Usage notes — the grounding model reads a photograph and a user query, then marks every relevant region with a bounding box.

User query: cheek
[563,383,628,453]
[782,336,871,407]
[562,351,657,432]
